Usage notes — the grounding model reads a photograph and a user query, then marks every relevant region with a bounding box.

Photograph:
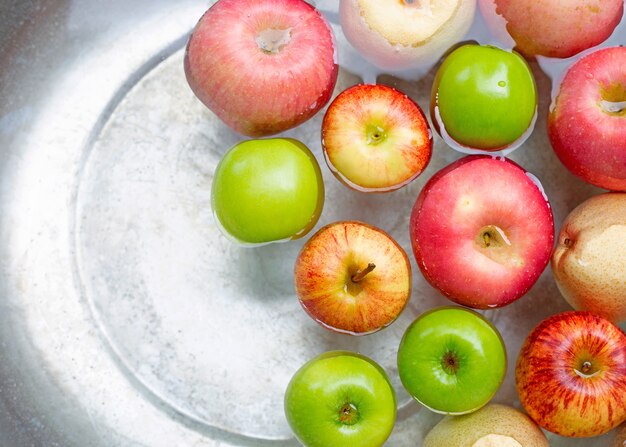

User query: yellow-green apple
[431,44,537,152]
[516,311,626,437]
[479,0,624,58]
[552,193,626,323]
[397,307,507,414]
[548,46,626,191]
[284,351,396,447]
[321,84,432,192]
[294,221,411,335]
[212,138,324,245]
[339,0,476,70]
[185,0,338,137]
[409,156,554,308]
[423,403,549,447]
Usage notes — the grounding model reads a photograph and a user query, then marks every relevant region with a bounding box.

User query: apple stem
[581,361,592,374]
[483,232,491,247]
[351,263,376,283]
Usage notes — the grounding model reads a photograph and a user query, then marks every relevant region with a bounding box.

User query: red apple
[321,84,432,192]
[516,311,626,437]
[552,193,626,323]
[548,46,626,191]
[294,221,411,335]
[409,156,554,308]
[479,0,624,59]
[184,0,338,137]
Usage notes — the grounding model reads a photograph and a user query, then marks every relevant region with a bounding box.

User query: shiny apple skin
[185,0,338,137]
[431,44,537,151]
[479,0,624,59]
[294,221,411,335]
[397,307,507,415]
[284,351,396,447]
[516,311,626,437]
[548,46,626,191]
[322,84,432,192]
[552,193,626,323]
[409,155,554,308]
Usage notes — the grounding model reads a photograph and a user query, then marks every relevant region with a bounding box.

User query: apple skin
[294,221,411,335]
[479,0,624,59]
[516,311,626,437]
[397,307,507,415]
[409,156,554,308]
[339,0,476,70]
[185,0,338,137]
[548,46,626,191]
[321,84,432,192]
[552,193,626,323]
[423,403,549,447]
[212,138,324,245]
[431,44,537,151]
[284,351,396,447]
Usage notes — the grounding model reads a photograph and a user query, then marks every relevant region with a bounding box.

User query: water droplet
[498,80,506,87]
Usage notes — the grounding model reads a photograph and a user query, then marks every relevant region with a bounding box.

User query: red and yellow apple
[294,221,411,335]
[516,311,626,437]
[321,84,432,192]
[479,0,624,58]
[409,156,554,308]
[339,0,477,70]
[185,0,338,136]
[548,46,626,191]
[552,193,626,323]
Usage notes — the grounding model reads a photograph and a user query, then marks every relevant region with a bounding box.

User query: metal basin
[0,1,623,445]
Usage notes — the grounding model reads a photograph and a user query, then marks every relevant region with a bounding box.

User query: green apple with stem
[211,138,324,245]
[284,351,396,447]
[431,44,537,151]
[397,306,507,414]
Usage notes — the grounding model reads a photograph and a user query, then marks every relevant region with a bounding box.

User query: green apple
[284,351,396,447]
[430,44,537,151]
[397,306,507,414]
[211,138,324,245]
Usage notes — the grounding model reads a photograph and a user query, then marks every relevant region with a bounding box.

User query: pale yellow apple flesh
[340,0,476,69]
[552,193,626,323]
[423,404,549,447]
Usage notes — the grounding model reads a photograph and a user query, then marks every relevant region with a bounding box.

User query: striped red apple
[516,311,626,437]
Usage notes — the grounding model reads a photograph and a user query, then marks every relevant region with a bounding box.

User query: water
[312,0,626,155]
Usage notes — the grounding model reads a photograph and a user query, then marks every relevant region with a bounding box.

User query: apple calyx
[351,263,376,283]
[365,124,387,146]
[256,28,292,54]
[441,351,460,375]
[337,402,360,425]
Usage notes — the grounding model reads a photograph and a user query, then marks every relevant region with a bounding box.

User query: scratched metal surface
[0,1,622,445]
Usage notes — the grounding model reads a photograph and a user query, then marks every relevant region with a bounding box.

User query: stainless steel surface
[0,1,623,445]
